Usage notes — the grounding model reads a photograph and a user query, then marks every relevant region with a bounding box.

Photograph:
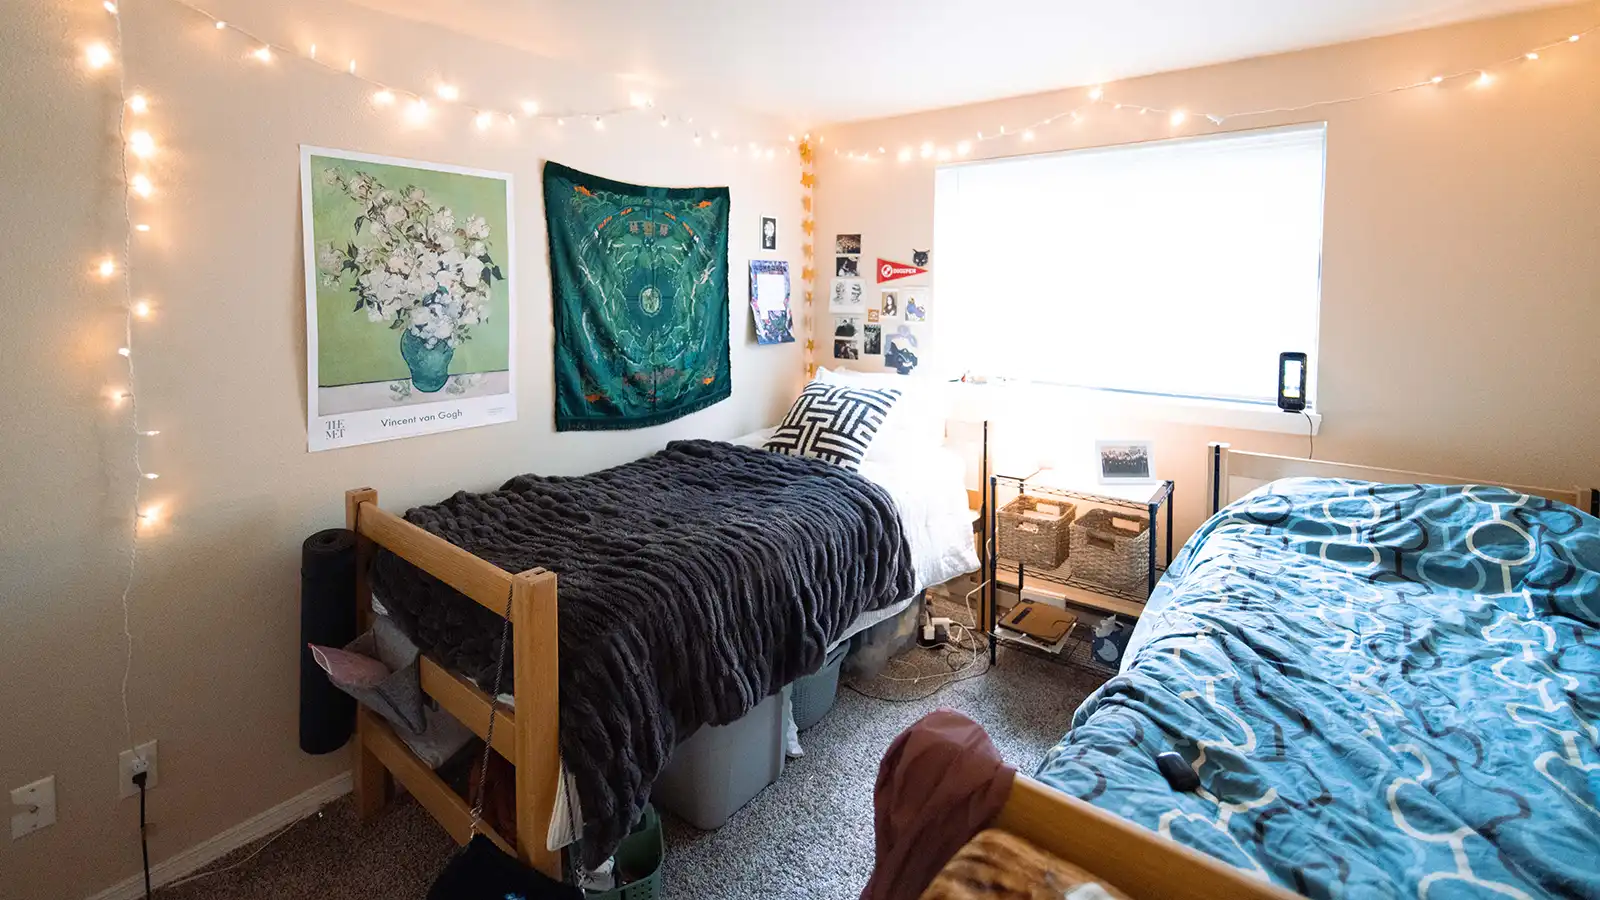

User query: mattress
[1034,478,1600,898]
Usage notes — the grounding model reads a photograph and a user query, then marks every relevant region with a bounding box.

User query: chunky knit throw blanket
[369,439,915,866]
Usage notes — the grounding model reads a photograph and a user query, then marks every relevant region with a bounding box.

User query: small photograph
[834,315,861,339]
[867,309,881,323]
[903,288,929,322]
[879,290,899,319]
[863,324,883,355]
[1097,440,1156,483]
[836,256,860,278]
[829,278,866,312]
[760,216,777,251]
[833,339,861,360]
[836,233,862,255]
[883,324,920,375]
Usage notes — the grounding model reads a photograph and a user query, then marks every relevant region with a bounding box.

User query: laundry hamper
[997,495,1076,569]
[793,642,848,730]
[1069,509,1152,599]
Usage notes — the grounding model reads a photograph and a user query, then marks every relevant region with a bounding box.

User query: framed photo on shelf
[1096,440,1156,484]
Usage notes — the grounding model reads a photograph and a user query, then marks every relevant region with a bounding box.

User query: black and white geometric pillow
[764,382,901,470]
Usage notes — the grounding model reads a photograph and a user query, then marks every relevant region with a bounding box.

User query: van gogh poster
[300,146,516,451]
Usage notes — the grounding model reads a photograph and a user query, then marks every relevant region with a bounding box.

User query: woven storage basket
[998,495,1076,569]
[1070,509,1152,599]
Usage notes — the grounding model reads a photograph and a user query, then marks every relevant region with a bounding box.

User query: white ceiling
[351,0,1569,123]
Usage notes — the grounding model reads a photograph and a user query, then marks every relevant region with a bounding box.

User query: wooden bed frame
[344,488,564,879]
[973,445,1596,900]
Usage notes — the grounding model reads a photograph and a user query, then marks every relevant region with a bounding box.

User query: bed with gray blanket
[369,438,916,866]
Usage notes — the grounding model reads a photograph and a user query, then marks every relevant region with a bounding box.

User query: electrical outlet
[11,776,56,839]
[119,740,159,799]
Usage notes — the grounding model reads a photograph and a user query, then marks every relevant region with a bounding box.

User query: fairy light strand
[833,24,1597,163]
[103,0,156,765]
[160,0,794,157]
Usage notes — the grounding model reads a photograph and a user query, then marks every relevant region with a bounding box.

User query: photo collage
[830,234,928,374]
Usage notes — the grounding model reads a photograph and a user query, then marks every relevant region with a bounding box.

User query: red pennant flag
[875,258,927,283]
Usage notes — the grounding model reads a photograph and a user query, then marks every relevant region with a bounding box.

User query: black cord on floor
[1301,409,1315,460]
[134,771,152,899]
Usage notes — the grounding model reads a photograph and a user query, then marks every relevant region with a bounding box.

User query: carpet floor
[160,612,1109,899]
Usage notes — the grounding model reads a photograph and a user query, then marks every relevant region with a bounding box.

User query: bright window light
[933,124,1327,405]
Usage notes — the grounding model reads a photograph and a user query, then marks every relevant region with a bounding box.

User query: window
[933,124,1326,407]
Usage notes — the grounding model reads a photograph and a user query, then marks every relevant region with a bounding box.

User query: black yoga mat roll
[299,528,359,755]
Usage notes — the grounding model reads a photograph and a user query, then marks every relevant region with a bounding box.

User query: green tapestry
[544,162,731,431]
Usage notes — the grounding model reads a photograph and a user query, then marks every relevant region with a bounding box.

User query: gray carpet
[160,614,1108,899]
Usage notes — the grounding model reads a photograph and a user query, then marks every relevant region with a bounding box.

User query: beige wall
[0,1,802,897]
[813,2,1600,543]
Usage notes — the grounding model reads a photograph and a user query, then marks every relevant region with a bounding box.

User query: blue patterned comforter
[1036,479,1600,899]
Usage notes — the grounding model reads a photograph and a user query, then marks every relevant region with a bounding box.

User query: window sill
[944,381,1322,436]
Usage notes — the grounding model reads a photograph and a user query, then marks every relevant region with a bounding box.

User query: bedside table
[981,470,1174,666]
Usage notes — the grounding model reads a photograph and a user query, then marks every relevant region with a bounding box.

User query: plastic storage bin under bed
[650,685,791,830]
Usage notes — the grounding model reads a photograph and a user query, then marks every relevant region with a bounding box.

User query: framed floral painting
[300,146,516,451]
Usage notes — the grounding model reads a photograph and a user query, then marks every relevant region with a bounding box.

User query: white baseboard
[85,771,352,900]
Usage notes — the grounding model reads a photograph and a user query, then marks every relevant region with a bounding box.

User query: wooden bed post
[1206,443,1231,516]
[513,568,563,878]
[344,487,392,820]
[1583,487,1598,518]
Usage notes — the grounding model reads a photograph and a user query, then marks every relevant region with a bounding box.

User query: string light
[521,100,539,115]
[86,42,113,69]
[660,114,670,127]
[827,21,1597,164]
[117,347,130,357]
[474,111,492,130]
[404,97,430,124]
[134,223,150,233]
[372,89,394,105]
[347,60,356,74]
[308,43,316,60]
[128,129,155,157]
[139,430,160,437]
[98,257,117,278]
[103,0,117,12]
[593,116,605,130]
[214,19,225,28]
[127,93,147,113]
[629,91,652,108]
[435,83,459,101]
[129,173,153,197]
[132,300,151,317]
[251,45,273,62]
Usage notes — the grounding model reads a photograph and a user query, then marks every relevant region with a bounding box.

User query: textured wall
[0,1,802,897]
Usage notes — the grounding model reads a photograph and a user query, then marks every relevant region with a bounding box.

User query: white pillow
[814,367,946,462]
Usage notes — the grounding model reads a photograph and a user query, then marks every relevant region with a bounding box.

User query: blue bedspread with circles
[1035,478,1600,899]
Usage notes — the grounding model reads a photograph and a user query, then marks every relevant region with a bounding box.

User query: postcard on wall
[879,289,900,319]
[884,324,922,375]
[833,315,863,339]
[836,233,862,255]
[835,256,861,278]
[833,339,862,360]
[760,216,778,251]
[829,277,866,312]
[748,260,794,344]
[863,323,883,355]
[301,146,516,451]
[902,287,930,322]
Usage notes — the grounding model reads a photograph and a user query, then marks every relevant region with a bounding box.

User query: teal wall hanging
[543,162,731,431]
